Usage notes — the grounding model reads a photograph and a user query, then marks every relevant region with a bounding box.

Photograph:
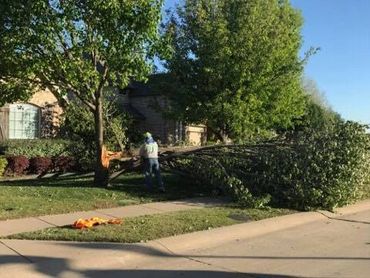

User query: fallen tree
[110,121,370,211]
[109,143,276,208]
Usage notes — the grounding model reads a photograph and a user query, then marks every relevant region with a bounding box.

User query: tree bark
[219,132,230,144]
[93,95,109,187]
[214,128,231,144]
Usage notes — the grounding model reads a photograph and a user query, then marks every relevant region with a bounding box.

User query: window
[9,103,40,139]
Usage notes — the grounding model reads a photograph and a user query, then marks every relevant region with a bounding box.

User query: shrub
[0,156,8,176]
[53,156,76,173]
[65,141,95,172]
[0,139,71,158]
[29,157,53,175]
[76,156,95,172]
[5,155,30,176]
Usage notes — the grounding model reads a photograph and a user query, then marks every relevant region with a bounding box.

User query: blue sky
[291,0,370,124]
[163,0,370,124]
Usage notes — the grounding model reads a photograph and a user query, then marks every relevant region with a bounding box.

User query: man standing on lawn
[139,132,165,192]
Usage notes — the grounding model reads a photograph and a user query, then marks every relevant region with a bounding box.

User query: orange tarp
[72,217,122,229]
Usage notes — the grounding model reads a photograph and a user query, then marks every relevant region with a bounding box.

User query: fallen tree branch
[108,143,275,182]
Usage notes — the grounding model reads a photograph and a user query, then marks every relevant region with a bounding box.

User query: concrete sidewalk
[0,197,227,237]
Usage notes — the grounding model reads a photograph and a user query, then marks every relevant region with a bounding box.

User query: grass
[6,207,295,243]
[0,172,208,220]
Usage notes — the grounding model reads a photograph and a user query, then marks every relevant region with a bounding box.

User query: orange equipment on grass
[72,217,122,229]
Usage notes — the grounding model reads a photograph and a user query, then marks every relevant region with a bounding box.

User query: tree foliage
[300,78,341,130]
[165,0,307,142]
[60,92,133,168]
[256,121,370,210]
[0,0,166,185]
[281,78,342,134]
[161,120,370,210]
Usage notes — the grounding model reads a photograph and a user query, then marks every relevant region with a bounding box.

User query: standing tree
[298,78,341,130]
[165,0,308,142]
[0,0,166,186]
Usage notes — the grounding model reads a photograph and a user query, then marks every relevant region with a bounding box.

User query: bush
[64,141,95,172]
[5,155,30,176]
[0,139,71,158]
[29,157,53,175]
[53,156,77,173]
[0,156,8,176]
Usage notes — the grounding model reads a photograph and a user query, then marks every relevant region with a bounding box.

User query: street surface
[0,205,369,277]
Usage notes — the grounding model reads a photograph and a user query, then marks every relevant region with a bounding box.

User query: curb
[333,199,370,215]
[150,199,370,254]
[152,211,323,253]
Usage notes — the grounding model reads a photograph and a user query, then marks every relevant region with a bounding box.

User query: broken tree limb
[108,144,262,182]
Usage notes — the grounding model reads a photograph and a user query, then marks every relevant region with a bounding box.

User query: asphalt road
[107,209,369,278]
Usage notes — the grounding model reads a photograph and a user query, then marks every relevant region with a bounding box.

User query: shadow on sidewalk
[81,269,299,278]
[0,254,303,278]
[317,211,370,225]
[1,238,368,278]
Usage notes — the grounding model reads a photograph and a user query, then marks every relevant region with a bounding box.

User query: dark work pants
[144,158,164,190]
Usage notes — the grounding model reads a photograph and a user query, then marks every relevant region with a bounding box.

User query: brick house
[0,88,62,141]
[119,77,207,145]
[0,75,207,145]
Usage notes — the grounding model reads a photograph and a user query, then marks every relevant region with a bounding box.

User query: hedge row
[0,139,72,158]
[0,139,96,176]
[2,155,77,176]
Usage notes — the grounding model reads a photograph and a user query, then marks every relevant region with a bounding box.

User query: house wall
[186,125,207,146]
[0,107,9,141]
[28,89,58,107]
[129,95,207,146]
[29,89,63,138]
[129,95,174,144]
[1,84,208,145]
[0,88,62,140]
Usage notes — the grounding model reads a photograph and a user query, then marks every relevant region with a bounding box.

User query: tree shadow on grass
[109,173,209,201]
[0,172,210,202]
[0,175,96,188]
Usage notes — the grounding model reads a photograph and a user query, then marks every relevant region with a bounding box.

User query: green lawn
[6,207,295,243]
[0,172,208,220]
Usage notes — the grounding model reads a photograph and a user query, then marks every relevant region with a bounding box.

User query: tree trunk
[93,96,109,187]
[207,125,231,144]
[214,129,230,144]
[219,132,230,144]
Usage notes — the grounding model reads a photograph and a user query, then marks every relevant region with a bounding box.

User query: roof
[125,81,156,97]
[122,73,172,98]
